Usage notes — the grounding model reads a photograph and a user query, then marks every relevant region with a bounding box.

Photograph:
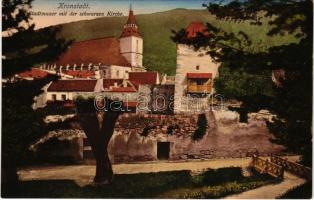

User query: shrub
[141,126,156,137]
[194,167,244,186]
[166,124,179,135]
[278,181,312,199]
[74,96,96,113]
[192,114,208,140]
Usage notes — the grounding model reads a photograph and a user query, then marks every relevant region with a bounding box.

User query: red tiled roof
[128,80,140,89]
[63,70,95,78]
[186,22,208,39]
[120,10,141,38]
[187,73,212,79]
[54,37,131,67]
[47,80,97,92]
[48,79,139,92]
[17,68,48,79]
[127,10,137,24]
[128,72,158,85]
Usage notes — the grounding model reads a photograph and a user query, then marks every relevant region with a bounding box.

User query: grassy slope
[54,9,298,75]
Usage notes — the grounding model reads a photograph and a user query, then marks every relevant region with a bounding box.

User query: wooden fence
[251,155,284,179]
[271,154,312,180]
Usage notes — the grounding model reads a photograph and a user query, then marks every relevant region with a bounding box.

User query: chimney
[122,79,128,87]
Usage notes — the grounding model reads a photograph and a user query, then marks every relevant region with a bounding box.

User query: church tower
[119,5,145,71]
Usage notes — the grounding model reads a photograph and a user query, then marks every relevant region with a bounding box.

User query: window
[195,79,208,85]
[61,94,66,101]
[136,40,139,53]
[196,65,200,70]
[116,70,120,77]
[52,94,57,101]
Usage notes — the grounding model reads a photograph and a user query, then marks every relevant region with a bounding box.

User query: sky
[30,0,213,29]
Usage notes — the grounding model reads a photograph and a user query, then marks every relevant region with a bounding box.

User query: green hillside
[53,9,298,75]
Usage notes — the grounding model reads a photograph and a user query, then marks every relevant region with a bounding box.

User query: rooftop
[187,73,212,79]
[47,79,97,92]
[63,70,95,79]
[53,37,131,67]
[186,22,208,39]
[17,68,49,79]
[120,9,141,38]
[128,71,159,87]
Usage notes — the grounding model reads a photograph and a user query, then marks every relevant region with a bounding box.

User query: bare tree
[76,97,121,184]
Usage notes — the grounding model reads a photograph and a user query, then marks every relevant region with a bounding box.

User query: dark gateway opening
[157,142,170,160]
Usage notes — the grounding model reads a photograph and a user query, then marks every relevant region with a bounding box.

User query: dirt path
[18,156,301,190]
[224,172,306,199]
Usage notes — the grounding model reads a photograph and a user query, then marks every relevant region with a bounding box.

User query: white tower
[119,6,145,71]
[174,22,219,114]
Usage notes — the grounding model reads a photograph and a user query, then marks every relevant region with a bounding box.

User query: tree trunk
[78,110,119,184]
[1,152,19,196]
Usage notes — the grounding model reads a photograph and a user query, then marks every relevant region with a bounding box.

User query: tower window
[136,40,139,52]
[196,65,200,70]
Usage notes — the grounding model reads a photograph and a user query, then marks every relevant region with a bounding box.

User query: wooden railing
[271,154,312,180]
[187,85,211,93]
[251,155,284,179]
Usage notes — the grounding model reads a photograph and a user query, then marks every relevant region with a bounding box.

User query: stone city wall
[107,110,284,163]
[37,110,285,164]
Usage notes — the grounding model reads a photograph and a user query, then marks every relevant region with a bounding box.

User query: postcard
[2,0,312,198]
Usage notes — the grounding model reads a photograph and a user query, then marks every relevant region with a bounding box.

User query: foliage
[214,64,274,99]
[45,117,78,131]
[2,0,70,164]
[278,181,312,199]
[39,101,76,116]
[166,124,179,135]
[3,167,276,198]
[141,126,156,137]
[74,96,97,113]
[192,114,208,140]
[195,167,243,185]
[160,180,269,198]
[2,0,70,77]
[2,0,70,189]
[2,76,58,166]
[30,135,82,165]
[173,0,312,166]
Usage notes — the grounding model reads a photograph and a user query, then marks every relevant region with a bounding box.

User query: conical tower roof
[120,6,141,38]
